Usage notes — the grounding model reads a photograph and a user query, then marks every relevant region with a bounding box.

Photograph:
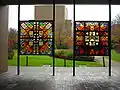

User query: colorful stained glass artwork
[85,22,99,31]
[100,22,108,31]
[76,22,84,31]
[39,39,52,55]
[76,32,84,45]
[20,39,33,54]
[75,21,109,56]
[19,21,53,55]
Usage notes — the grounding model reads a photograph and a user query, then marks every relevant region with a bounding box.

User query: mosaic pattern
[75,21,109,56]
[19,21,53,55]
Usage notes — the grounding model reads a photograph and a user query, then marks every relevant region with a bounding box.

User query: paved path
[0,66,120,90]
[95,56,120,67]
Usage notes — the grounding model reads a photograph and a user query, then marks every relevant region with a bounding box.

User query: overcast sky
[9,5,120,30]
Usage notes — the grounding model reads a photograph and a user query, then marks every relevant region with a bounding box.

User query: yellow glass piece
[90,23,95,31]
[21,44,24,47]
[39,42,43,46]
[29,42,33,46]
[39,31,43,35]
[47,30,51,35]
[21,23,27,29]
[96,32,99,35]
[33,50,35,53]
[40,26,44,29]
[46,23,52,29]
[21,29,25,34]
[29,31,33,36]
[85,36,89,42]
[21,50,25,54]
[48,51,50,54]
[77,36,83,41]
[101,23,104,27]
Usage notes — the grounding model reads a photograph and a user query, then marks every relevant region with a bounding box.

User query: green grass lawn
[112,50,120,62]
[8,50,102,67]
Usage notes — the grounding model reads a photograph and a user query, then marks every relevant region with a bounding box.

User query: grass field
[8,50,102,67]
[112,50,120,62]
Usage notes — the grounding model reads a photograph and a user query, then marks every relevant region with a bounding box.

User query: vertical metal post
[64,59,66,67]
[103,57,105,67]
[17,4,20,75]
[53,0,55,76]
[109,0,112,76]
[26,56,28,66]
[73,0,75,76]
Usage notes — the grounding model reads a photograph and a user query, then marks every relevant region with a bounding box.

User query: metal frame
[19,20,53,55]
[1,0,120,5]
[53,0,55,76]
[109,0,111,76]
[74,21,109,56]
[17,0,111,76]
[73,0,111,76]
[17,4,20,75]
[73,0,75,76]
[17,2,55,76]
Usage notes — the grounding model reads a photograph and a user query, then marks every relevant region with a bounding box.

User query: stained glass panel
[20,39,34,54]
[75,21,109,56]
[19,21,53,55]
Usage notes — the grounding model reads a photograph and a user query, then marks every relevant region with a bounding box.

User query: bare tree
[112,13,120,25]
[112,13,120,53]
[55,22,72,49]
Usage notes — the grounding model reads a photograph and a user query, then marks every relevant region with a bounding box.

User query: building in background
[34,5,72,48]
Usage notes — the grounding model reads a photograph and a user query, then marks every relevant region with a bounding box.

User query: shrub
[111,40,114,49]
[64,50,73,58]
[55,50,65,56]
[56,45,69,49]
[54,49,94,61]
[8,47,14,60]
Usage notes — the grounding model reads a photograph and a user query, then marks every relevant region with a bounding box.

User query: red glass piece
[95,50,99,55]
[100,48,105,55]
[80,48,84,55]
[90,49,95,55]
